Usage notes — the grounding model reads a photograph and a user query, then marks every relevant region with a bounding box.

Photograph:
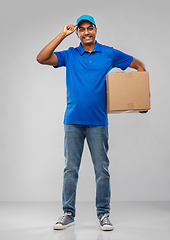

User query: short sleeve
[112,48,133,70]
[53,50,68,68]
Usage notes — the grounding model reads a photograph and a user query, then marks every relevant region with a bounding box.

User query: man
[37,14,146,231]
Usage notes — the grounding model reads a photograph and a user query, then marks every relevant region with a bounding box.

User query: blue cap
[76,14,96,27]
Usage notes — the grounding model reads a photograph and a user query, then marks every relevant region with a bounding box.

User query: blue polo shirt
[54,41,133,125]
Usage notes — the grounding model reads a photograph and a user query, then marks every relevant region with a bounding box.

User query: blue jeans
[63,124,111,219]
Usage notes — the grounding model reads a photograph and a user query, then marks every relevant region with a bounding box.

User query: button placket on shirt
[89,53,92,63]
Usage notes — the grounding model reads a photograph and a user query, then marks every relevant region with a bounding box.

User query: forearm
[36,31,66,63]
[136,63,146,71]
[129,57,146,71]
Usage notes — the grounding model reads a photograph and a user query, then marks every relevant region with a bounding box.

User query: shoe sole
[100,224,114,231]
[53,222,75,230]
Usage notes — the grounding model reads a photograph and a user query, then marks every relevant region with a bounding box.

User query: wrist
[59,31,67,39]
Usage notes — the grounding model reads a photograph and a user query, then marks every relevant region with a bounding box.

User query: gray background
[0,0,170,202]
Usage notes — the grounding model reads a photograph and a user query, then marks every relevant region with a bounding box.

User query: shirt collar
[77,41,102,55]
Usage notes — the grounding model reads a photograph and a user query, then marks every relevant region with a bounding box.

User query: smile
[83,36,92,39]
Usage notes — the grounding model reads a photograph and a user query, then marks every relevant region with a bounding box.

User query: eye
[78,28,84,32]
[88,27,94,31]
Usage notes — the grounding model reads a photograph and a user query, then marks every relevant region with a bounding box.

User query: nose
[84,28,89,35]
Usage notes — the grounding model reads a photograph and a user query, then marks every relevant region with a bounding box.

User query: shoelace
[100,213,110,224]
[57,212,72,223]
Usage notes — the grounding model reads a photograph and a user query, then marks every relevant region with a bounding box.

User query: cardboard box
[106,71,151,113]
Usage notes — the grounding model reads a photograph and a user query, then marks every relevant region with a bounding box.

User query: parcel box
[106,71,151,113]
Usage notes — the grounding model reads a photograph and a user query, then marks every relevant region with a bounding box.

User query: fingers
[66,24,73,31]
[139,110,148,114]
[66,24,77,32]
[74,24,78,30]
[62,24,77,36]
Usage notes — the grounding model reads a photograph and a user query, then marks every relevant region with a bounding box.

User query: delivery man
[37,14,146,231]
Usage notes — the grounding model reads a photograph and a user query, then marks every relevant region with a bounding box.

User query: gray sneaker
[99,213,114,231]
[53,212,74,230]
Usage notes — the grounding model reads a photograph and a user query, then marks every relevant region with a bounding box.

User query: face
[76,20,97,46]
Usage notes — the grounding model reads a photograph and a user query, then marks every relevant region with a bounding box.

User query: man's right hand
[36,24,77,66]
[62,24,77,37]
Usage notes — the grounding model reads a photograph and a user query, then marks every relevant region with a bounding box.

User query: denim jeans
[62,124,111,219]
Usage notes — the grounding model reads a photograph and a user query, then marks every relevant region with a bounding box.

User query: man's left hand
[139,110,148,113]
